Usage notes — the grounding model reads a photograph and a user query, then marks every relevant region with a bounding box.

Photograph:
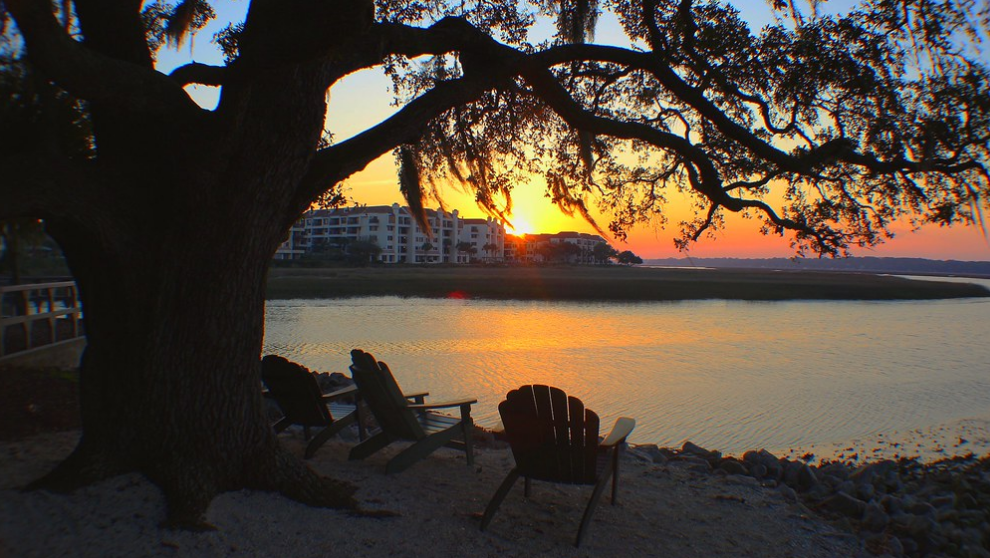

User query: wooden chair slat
[376,361,425,439]
[484,384,635,547]
[568,396,586,483]
[262,355,332,426]
[584,409,600,484]
[261,355,360,459]
[532,385,553,425]
[348,349,475,473]
[328,402,358,419]
[421,414,460,432]
[548,387,569,481]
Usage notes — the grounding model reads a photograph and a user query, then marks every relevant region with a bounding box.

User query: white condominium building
[275,203,506,264]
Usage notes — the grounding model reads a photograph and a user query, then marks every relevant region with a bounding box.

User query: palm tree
[482,242,498,262]
[456,241,477,263]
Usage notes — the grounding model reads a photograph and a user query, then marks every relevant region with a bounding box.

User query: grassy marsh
[266,265,990,301]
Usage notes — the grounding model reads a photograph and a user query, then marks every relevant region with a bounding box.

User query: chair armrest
[321,384,359,401]
[601,417,636,448]
[406,398,477,410]
[404,391,429,403]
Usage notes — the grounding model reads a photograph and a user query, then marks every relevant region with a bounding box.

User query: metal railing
[0,281,84,358]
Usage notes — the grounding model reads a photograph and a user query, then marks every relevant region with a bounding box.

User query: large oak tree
[1,0,987,526]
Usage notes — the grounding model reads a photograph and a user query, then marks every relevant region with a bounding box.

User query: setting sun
[505,216,533,236]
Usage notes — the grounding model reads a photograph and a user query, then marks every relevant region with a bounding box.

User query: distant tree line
[527,241,642,265]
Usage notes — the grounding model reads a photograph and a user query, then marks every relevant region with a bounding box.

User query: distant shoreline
[266,265,990,301]
[643,256,990,279]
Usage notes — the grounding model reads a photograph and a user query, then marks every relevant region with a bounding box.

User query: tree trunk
[10,1,371,524]
[34,179,356,526]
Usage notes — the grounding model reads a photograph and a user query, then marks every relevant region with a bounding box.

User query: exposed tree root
[153,447,359,529]
[26,439,127,493]
[272,446,358,510]
[157,471,223,530]
[24,433,358,531]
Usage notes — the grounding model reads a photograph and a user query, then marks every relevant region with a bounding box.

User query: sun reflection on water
[264,295,990,459]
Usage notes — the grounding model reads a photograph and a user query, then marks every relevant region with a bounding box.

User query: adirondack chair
[480,384,636,547]
[261,355,364,459]
[348,349,477,474]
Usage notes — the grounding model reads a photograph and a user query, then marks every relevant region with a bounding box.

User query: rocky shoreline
[281,368,990,557]
[631,441,990,557]
[306,368,990,557]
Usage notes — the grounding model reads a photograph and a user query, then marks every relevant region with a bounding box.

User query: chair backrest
[261,355,331,427]
[499,385,600,485]
[350,349,425,439]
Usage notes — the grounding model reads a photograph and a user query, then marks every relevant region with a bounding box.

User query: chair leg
[576,459,616,547]
[355,405,367,442]
[348,432,393,461]
[611,447,620,504]
[385,429,459,474]
[304,420,349,459]
[480,468,520,532]
[272,417,292,434]
[462,418,475,466]
[524,476,532,498]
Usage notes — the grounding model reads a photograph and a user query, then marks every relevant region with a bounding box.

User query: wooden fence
[0,281,84,358]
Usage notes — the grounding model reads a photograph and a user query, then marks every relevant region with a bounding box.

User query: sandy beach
[0,429,866,558]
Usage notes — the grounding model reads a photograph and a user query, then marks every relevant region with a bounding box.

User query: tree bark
[32,180,357,525]
[19,36,358,520]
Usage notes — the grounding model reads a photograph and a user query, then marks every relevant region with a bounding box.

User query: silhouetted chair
[480,384,636,547]
[261,354,363,459]
[348,349,476,474]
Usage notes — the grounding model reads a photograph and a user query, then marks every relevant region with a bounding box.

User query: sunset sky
[159,1,990,261]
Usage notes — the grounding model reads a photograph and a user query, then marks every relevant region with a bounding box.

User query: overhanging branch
[518,64,738,209]
[525,44,980,181]
[169,63,226,88]
[6,0,202,116]
[299,74,498,207]
[736,198,846,254]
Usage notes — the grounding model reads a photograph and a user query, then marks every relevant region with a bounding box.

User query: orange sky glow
[341,152,990,261]
[162,1,990,262]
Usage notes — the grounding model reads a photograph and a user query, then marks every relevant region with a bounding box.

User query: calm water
[263,279,990,459]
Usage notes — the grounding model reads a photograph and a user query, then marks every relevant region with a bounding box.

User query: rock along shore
[638,441,990,557]
[283,368,990,557]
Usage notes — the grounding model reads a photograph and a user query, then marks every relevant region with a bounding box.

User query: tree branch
[6,0,202,116]
[73,0,153,68]
[298,74,498,207]
[518,64,739,210]
[294,16,533,208]
[689,203,720,242]
[525,43,981,181]
[297,11,984,258]
[736,198,846,254]
[169,63,226,87]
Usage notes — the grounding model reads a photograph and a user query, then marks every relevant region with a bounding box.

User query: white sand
[0,430,867,558]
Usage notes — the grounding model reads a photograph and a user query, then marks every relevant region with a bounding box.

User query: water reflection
[264,294,990,457]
